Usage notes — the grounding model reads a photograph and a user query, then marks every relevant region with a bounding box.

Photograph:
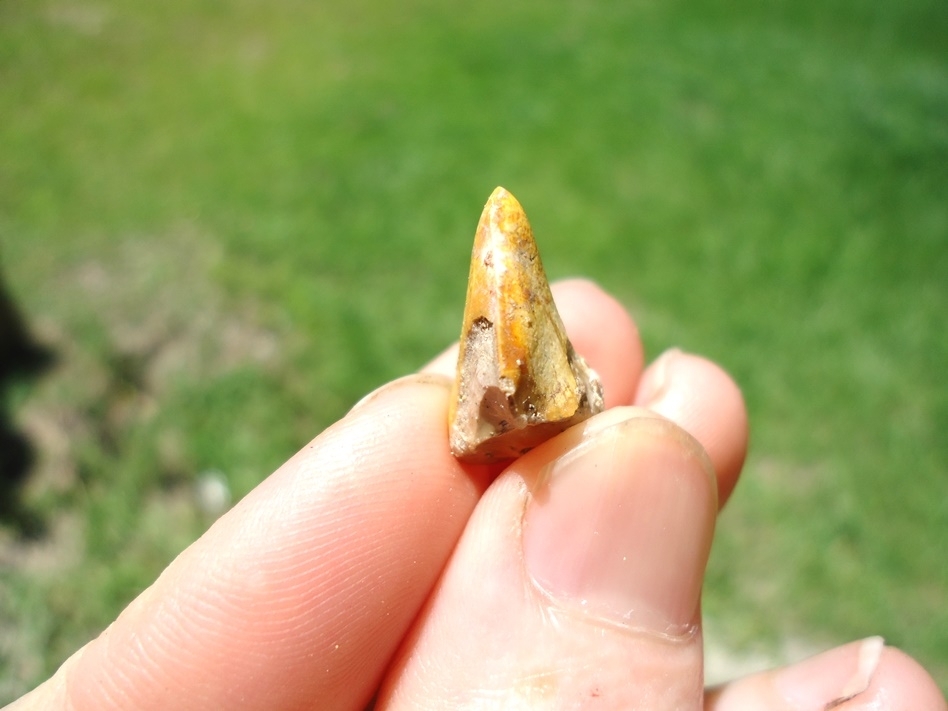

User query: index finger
[13,375,479,711]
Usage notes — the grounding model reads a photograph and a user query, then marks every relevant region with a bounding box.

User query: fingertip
[707,640,947,711]
[636,350,748,508]
[872,647,948,711]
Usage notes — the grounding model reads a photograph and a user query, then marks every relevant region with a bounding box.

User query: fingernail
[347,373,452,415]
[635,347,683,407]
[522,415,716,635]
[775,637,884,710]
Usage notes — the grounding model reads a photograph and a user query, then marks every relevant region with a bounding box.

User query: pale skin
[9,280,945,710]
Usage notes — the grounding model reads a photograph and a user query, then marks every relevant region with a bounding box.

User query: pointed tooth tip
[487,186,520,208]
[484,186,526,219]
[472,187,532,259]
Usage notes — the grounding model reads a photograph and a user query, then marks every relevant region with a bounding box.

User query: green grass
[2,0,946,698]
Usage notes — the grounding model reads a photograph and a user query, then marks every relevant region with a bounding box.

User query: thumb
[378,408,718,710]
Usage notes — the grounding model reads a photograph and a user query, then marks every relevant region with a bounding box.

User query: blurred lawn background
[1,0,946,699]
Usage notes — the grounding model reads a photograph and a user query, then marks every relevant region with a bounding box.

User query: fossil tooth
[448,187,604,464]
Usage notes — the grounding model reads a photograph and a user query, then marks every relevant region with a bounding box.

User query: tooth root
[448,187,604,464]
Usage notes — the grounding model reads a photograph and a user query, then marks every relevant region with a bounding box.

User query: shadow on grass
[0,265,55,537]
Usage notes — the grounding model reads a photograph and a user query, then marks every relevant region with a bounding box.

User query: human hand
[9,280,944,710]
